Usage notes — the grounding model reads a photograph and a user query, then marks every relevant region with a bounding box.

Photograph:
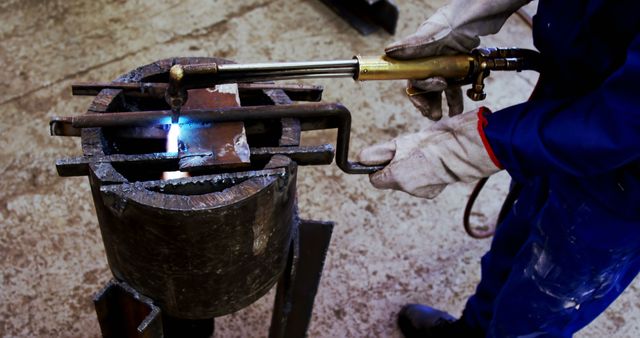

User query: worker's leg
[461,180,548,332]
[486,188,640,337]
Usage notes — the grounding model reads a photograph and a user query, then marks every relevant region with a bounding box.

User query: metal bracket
[93,280,163,338]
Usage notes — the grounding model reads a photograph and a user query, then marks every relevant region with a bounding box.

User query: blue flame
[167,123,181,153]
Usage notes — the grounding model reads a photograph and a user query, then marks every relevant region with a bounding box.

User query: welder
[357,0,640,337]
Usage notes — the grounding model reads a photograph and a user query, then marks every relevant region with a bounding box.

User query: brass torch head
[166,64,187,123]
[169,64,185,82]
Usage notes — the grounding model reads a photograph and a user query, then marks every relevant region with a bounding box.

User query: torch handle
[354,54,475,81]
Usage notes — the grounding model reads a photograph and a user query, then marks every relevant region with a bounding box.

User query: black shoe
[397,304,483,338]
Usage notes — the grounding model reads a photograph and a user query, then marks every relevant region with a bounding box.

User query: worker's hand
[386,0,530,120]
[357,107,502,198]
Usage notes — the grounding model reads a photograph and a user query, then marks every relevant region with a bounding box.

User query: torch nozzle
[171,109,179,124]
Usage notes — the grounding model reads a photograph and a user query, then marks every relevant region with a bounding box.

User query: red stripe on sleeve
[476,107,503,169]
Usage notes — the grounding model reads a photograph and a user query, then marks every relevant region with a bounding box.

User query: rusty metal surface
[93,165,297,318]
[178,85,251,171]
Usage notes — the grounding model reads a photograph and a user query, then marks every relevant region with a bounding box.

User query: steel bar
[70,82,324,103]
[61,103,384,174]
[68,105,320,128]
[49,116,81,136]
[56,152,182,177]
[56,145,335,177]
[250,145,334,165]
[72,82,167,97]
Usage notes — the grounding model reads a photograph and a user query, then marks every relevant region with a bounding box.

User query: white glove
[386,0,530,120]
[357,108,501,198]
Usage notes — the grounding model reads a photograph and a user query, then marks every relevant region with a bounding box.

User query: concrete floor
[1,0,638,337]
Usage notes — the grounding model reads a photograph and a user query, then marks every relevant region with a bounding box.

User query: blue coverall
[462,0,640,337]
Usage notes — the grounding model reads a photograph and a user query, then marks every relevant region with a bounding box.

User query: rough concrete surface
[0,0,638,337]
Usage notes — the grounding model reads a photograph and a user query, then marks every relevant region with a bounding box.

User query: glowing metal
[167,123,181,152]
[162,123,188,180]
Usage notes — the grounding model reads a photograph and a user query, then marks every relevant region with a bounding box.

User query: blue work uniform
[463,0,640,337]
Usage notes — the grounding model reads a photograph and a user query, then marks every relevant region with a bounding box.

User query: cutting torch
[163,47,540,122]
[67,47,539,123]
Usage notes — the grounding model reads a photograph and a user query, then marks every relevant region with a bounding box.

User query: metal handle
[354,54,475,81]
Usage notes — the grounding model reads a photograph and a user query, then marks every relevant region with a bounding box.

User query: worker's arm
[482,34,640,179]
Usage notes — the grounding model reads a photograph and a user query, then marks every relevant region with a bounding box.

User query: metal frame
[51,103,384,174]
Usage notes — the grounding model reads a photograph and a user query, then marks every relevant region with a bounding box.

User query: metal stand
[270,220,334,337]
[93,219,334,338]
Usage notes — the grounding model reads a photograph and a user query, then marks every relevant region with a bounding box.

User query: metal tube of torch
[208,55,476,82]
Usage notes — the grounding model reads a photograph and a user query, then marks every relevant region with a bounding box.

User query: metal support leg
[94,280,163,338]
[269,220,334,338]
